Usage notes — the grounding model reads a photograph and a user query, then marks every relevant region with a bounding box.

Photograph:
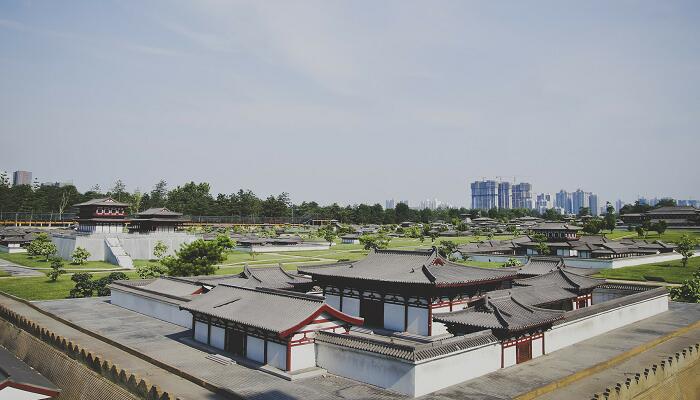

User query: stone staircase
[104,237,134,269]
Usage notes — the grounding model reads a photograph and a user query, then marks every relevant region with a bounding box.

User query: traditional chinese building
[180,285,363,372]
[128,207,188,233]
[298,248,517,336]
[433,293,564,367]
[73,197,129,233]
[513,267,603,309]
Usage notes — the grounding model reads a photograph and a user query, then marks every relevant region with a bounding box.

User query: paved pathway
[0,258,43,276]
[32,297,700,400]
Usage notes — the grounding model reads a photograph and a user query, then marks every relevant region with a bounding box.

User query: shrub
[136,264,169,279]
[46,257,66,282]
[71,247,90,265]
[69,273,94,298]
[152,240,168,260]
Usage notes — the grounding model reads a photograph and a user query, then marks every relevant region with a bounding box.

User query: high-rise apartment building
[555,190,573,214]
[470,180,498,210]
[12,170,32,186]
[511,182,533,209]
[589,194,599,216]
[535,193,552,213]
[385,199,395,210]
[572,189,591,215]
[615,199,625,213]
[497,182,511,209]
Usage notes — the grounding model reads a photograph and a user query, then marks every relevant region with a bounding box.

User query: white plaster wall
[545,294,669,353]
[110,289,193,328]
[0,245,26,253]
[384,303,405,331]
[466,254,528,264]
[503,346,516,368]
[325,294,340,310]
[247,336,265,363]
[194,321,208,344]
[343,297,360,317]
[51,232,198,262]
[406,306,428,336]
[267,341,287,370]
[431,321,449,336]
[291,343,316,371]
[316,344,416,396]
[0,386,50,400]
[532,337,543,358]
[413,342,501,397]
[235,244,331,253]
[210,326,225,350]
[466,253,688,269]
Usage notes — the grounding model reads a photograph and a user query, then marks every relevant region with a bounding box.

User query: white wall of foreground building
[210,326,225,350]
[235,243,331,253]
[316,339,501,397]
[110,289,193,328]
[545,292,669,353]
[317,291,670,397]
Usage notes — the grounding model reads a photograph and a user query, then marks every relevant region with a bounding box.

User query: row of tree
[0,175,543,224]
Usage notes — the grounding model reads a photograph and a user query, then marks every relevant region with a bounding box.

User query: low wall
[465,253,689,269]
[546,290,669,353]
[0,245,27,253]
[591,343,700,400]
[110,289,192,328]
[235,243,331,253]
[0,302,178,400]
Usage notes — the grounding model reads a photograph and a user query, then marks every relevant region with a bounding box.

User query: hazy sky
[1,1,699,207]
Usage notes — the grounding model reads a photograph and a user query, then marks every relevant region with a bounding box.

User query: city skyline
[2,1,700,207]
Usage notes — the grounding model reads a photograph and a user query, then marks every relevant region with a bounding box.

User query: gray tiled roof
[517,257,565,276]
[514,268,604,291]
[487,284,576,307]
[315,329,498,362]
[137,207,183,217]
[298,248,517,286]
[180,285,345,335]
[434,293,564,332]
[0,346,61,396]
[73,197,130,207]
[180,265,311,290]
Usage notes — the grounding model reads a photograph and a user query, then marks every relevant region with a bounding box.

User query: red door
[516,340,532,364]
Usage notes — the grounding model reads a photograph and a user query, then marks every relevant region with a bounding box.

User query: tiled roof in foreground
[315,329,498,362]
[433,293,564,333]
[298,248,516,286]
[180,285,362,337]
[514,268,604,291]
[0,346,61,397]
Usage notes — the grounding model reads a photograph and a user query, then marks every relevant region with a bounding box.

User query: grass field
[595,256,699,284]
[598,229,700,243]
[0,271,140,301]
[0,252,119,270]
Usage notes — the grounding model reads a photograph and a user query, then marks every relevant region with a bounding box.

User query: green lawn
[600,229,700,243]
[0,271,140,301]
[595,256,700,284]
[0,252,118,270]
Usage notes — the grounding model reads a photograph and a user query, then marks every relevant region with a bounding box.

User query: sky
[1,0,699,208]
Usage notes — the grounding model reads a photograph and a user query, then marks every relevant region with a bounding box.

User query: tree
[604,202,616,233]
[438,240,458,258]
[153,240,168,260]
[359,233,390,250]
[652,220,667,235]
[318,226,338,247]
[71,247,90,265]
[503,258,522,267]
[583,219,603,234]
[532,233,551,255]
[136,264,169,279]
[130,188,143,214]
[46,257,66,282]
[655,198,676,208]
[428,231,439,243]
[27,233,57,261]
[162,239,225,276]
[577,207,590,217]
[149,180,168,207]
[670,270,700,303]
[69,273,94,298]
[110,179,127,201]
[676,234,697,268]
[215,234,236,251]
[636,225,647,238]
[395,203,410,223]
[94,272,129,296]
